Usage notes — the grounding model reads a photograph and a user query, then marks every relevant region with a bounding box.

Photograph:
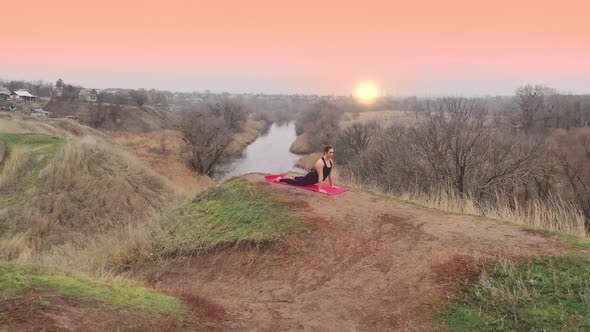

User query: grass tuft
[437,255,590,331]
[156,178,307,256]
[0,262,187,317]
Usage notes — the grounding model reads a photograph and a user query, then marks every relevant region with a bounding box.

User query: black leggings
[279,171,322,187]
[280,176,315,186]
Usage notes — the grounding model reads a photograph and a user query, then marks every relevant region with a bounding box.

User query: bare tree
[410,98,541,197]
[338,121,380,159]
[545,95,590,129]
[549,129,590,229]
[295,101,343,149]
[130,89,149,106]
[514,85,555,131]
[89,104,108,127]
[207,98,248,132]
[181,111,232,175]
[349,124,415,191]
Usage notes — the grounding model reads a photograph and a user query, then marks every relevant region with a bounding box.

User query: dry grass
[0,116,194,279]
[0,147,35,198]
[401,190,587,237]
[2,191,184,279]
[338,173,588,238]
[0,113,105,138]
[290,132,313,154]
[107,118,267,192]
[0,115,271,276]
[107,130,214,192]
[24,217,167,277]
[340,110,416,128]
[0,114,272,278]
[0,133,189,271]
[43,100,178,133]
[398,190,481,216]
[489,195,587,237]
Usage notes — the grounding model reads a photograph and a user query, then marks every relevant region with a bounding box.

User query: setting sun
[355,82,379,103]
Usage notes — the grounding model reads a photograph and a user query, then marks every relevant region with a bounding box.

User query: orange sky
[4,0,589,95]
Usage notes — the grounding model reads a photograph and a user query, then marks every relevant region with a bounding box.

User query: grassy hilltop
[0,115,589,331]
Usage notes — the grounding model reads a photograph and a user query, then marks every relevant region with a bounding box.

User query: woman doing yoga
[276,144,337,194]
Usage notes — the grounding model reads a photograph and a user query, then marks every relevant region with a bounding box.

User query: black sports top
[320,157,333,180]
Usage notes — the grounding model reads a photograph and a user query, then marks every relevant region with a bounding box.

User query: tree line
[294,85,590,234]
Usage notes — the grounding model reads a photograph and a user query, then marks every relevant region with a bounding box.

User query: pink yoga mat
[264,174,349,196]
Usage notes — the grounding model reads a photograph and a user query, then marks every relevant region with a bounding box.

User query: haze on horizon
[4,0,589,96]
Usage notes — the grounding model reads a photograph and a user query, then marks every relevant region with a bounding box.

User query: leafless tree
[207,98,248,132]
[338,121,380,160]
[514,85,555,131]
[181,111,232,175]
[130,89,149,106]
[409,98,541,197]
[549,129,590,228]
[295,101,343,149]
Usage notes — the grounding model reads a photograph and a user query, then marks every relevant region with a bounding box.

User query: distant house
[0,87,10,100]
[79,89,98,102]
[11,90,37,102]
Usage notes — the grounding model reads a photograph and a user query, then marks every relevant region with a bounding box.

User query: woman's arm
[315,159,327,193]
[329,161,335,188]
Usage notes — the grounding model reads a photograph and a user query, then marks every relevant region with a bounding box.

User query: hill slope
[0,130,181,258]
[44,100,178,132]
[0,262,189,331]
[133,173,582,331]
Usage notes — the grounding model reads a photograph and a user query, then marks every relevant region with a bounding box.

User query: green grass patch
[0,132,63,152]
[0,262,187,317]
[436,255,590,331]
[0,133,64,198]
[156,178,307,256]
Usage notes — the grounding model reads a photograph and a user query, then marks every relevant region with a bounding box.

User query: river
[217,122,304,181]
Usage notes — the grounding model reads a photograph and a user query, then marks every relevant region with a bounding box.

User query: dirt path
[136,173,575,331]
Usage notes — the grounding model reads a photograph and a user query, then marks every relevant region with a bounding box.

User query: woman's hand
[331,185,339,190]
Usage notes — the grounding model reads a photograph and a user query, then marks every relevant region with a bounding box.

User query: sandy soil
[135,173,575,331]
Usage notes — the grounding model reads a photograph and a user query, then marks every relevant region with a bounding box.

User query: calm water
[217,122,303,181]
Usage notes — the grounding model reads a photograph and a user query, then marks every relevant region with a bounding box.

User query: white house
[79,89,98,102]
[11,90,37,102]
[0,87,10,100]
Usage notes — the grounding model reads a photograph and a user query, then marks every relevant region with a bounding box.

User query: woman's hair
[322,144,333,153]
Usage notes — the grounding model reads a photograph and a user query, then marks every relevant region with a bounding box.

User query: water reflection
[216,122,303,181]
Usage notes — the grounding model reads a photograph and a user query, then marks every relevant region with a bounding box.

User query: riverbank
[226,118,268,157]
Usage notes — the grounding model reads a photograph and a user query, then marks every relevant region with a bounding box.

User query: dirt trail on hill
[137,173,575,331]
